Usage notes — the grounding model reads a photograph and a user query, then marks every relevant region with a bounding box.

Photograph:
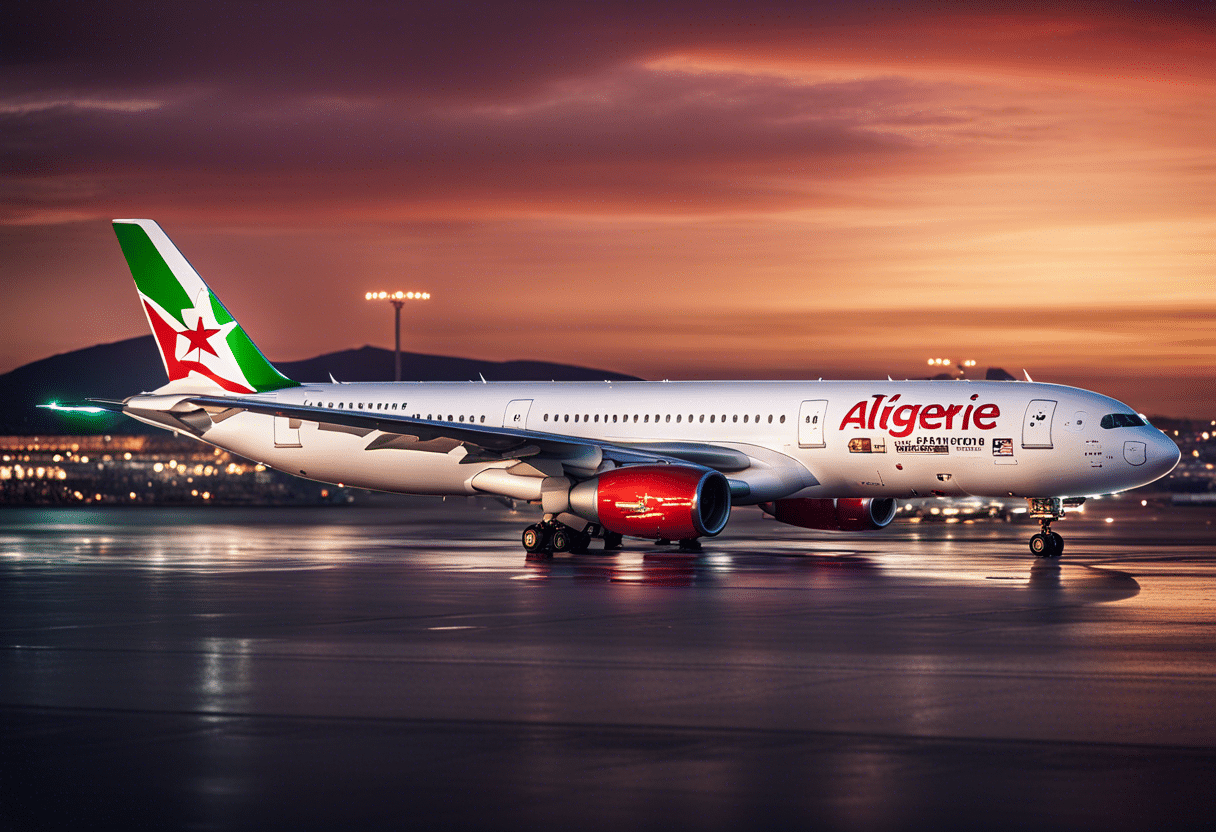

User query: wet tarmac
[2,499,1214,831]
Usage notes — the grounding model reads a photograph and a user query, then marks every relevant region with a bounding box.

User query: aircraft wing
[129,394,755,469]
[68,394,817,501]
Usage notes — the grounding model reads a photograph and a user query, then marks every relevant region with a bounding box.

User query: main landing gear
[523,519,594,555]
[1026,497,1083,558]
[520,522,686,555]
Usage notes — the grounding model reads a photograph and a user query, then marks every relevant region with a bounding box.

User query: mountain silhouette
[0,336,638,435]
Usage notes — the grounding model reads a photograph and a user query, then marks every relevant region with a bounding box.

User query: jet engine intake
[759,497,897,531]
[568,464,731,541]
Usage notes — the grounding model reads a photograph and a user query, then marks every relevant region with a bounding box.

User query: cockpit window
[1100,413,1145,429]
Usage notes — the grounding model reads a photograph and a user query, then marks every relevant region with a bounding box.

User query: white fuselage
[152,379,1180,503]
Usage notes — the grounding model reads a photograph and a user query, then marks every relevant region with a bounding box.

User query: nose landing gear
[1027,497,1083,558]
[1029,525,1064,558]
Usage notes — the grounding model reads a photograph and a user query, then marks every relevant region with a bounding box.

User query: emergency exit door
[502,399,533,430]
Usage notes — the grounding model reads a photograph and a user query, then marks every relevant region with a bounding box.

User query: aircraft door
[502,399,533,430]
[1021,399,1057,449]
[273,390,302,448]
[798,400,828,448]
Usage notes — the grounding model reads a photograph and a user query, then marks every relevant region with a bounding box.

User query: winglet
[1023,369,1034,382]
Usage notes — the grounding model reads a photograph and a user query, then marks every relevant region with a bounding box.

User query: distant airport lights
[365,290,432,381]
[365,291,431,301]
[927,358,978,378]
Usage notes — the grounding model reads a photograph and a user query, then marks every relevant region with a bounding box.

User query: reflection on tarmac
[520,549,884,588]
[1,502,1212,832]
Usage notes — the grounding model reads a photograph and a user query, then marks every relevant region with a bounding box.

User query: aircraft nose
[1143,431,1181,481]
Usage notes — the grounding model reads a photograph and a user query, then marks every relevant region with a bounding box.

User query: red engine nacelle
[759,497,897,531]
[568,465,732,541]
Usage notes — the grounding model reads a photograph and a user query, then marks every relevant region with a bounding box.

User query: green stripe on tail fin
[113,220,298,393]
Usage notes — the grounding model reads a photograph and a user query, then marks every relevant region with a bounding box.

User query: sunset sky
[3,1,1214,416]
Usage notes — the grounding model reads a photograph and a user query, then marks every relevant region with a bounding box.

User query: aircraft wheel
[550,527,574,553]
[603,531,624,551]
[1029,533,1051,557]
[677,537,703,553]
[522,524,549,554]
[1049,531,1064,557]
[570,531,591,554]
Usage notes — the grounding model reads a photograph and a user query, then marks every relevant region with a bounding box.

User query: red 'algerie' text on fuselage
[838,394,1000,438]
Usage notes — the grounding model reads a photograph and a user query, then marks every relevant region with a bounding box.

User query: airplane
[59,219,1181,558]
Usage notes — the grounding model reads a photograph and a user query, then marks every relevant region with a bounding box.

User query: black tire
[603,531,624,551]
[571,532,591,554]
[522,524,548,554]
[1030,533,1050,557]
[550,528,573,553]
[1049,531,1064,557]
[677,538,703,553]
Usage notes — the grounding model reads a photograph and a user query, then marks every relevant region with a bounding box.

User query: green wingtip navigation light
[39,402,109,415]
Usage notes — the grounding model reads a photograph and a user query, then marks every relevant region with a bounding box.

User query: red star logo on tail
[179,317,221,357]
[142,299,254,393]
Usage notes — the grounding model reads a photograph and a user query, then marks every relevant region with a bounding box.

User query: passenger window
[644,415,649,423]
[768,415,773,423]
[574,414,579,423]
[564,414,569,422]
[779,415,785,424]
[743,415,748,423]
[613,415,618,423]
[594,415,599,422]
[544,414,549,421]
[676,415,682,423]
[699,415,704,423]
[665,414,671,422]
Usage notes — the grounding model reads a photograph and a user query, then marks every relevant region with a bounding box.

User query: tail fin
[112,220,297,394]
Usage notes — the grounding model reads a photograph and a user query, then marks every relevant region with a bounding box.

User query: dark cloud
[7,1,1212,98]
[0,66,947,224]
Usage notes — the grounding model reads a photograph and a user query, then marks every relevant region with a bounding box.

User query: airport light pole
[365,291,431,381]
